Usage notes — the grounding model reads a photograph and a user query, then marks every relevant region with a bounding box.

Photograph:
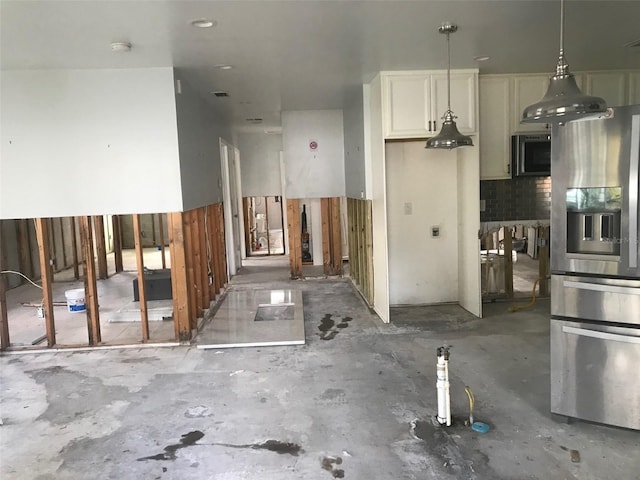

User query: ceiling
[2,1,639,129]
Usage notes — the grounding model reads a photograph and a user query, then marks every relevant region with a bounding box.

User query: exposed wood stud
[191,209,204,312]
[365,200,374,303]
[321,198,331,274]
[93,216,108,280]
[15,219,33,281]
[70,217,80,280]
[286,199,302,279]
[79,216,101,345]
[35,218,56,347]
[59,217,67,268]
[265,197,271,253]
[167,212,191,341]
[242,198,251,257]
[112,215,124,273]
[132,214,150,341]
[158,213,167,270]
[331,197,342,275]
[0,222,11,350]
[216,203,228,287]
[197,208,210,311]
[183,210,197,328]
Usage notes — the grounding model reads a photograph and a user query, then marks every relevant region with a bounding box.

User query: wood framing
[70,217,80,279]
[15,219,33,281]
[158,213,167,270]
[168,212,191,341]
[93,215,108,279]
[183,210,198,328]
[286,199,302,278]
[59,217,67,267]
[0,222,11,350]
[132,214,150,341]
[347,198,374,305]
[35,218,56,347]
[112,215,124,273]
[321,197,343,276]
[215,203,228,289]
[191,209,204,313]
[197,208,210,310]
[79,216,101,345]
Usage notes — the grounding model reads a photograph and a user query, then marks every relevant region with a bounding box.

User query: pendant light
[426,22,473,150]
[522,0,606,123]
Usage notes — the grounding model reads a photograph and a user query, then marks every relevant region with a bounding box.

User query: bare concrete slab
[1,263,639,480]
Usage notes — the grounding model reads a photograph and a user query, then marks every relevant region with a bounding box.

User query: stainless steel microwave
[511,133,551,177]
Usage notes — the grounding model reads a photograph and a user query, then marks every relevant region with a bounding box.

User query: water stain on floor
[321,456,345,478]
[138,431,302,462]
[318,314,352,340]
[138,431,205,461]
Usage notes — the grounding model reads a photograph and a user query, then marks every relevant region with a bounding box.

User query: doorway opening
[243,196,286,256]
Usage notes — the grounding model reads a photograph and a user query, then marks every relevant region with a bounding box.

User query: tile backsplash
[480,176,551,222]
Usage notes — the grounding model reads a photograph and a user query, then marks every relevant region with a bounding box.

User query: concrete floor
[1,256,639,479]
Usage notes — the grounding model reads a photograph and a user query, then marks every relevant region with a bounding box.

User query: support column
[158,213,167,270]
[0,222,11,349]
[94,215,108,279]
[133,214,150,341]
[287,199,302,279]
[35,218,56,347]
[112,215,124,273]
[79,216,101,345]
[168,212,191,342]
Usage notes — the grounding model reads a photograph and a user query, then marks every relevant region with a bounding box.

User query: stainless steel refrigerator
[550,104,640,430]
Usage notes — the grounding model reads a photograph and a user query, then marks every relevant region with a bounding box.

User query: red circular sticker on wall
[309,140,318,151]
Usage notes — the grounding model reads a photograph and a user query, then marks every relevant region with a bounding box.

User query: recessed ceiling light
[213,64,234,70]
[190,19,216,28]
[111,42,132,52]
[473,55,490,62]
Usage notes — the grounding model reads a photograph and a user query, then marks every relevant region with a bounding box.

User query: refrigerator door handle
[562,325,640,344]
[563,280,640,295]
[629,114,639,269]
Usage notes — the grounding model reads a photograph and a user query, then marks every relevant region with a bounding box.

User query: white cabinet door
[432,72,477,134]
[383,74,429,138]
[626,71,640,105]
[512,75,551,133]
[479,76,511,180]
[585,72,627,107]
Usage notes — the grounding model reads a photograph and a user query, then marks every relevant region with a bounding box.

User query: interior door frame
[219,138,243,277]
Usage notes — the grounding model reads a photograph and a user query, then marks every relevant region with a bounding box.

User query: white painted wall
[457,146,482,317]
[236,133,283,196]
[282,110,345,199]
[386,141,459,305]
[368,75,390,322]
[0,68,182,219]
[175,74,233,211]
[343,85,366,200]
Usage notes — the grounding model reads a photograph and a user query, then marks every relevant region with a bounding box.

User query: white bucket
[65,288,86,313]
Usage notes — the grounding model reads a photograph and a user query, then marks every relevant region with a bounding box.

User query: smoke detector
[111,42,132,52]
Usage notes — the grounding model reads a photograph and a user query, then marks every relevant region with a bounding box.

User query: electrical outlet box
[431,226,440,238]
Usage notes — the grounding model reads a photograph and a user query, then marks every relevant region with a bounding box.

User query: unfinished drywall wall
[174,74,233,211]
[236,132,283,197]
[282,110,346,199]
[385,140,459,305]
[0,68,182,219]
[343,85,367,200]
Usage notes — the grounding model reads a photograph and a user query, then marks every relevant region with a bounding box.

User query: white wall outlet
[431,226,440,237]
[404,202,413,215]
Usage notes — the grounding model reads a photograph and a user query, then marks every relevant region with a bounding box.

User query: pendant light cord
[446,30,451,111]
[559,0,564,58]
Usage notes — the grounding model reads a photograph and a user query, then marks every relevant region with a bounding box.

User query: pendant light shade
[426,23,473,150]
[522,0,606,123]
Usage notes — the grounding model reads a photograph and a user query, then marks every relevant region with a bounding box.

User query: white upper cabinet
[584,72,627,107]
[432,72,477,135]
[383,70,478,139]
[511,74,550,133]
[479,76,511,180]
